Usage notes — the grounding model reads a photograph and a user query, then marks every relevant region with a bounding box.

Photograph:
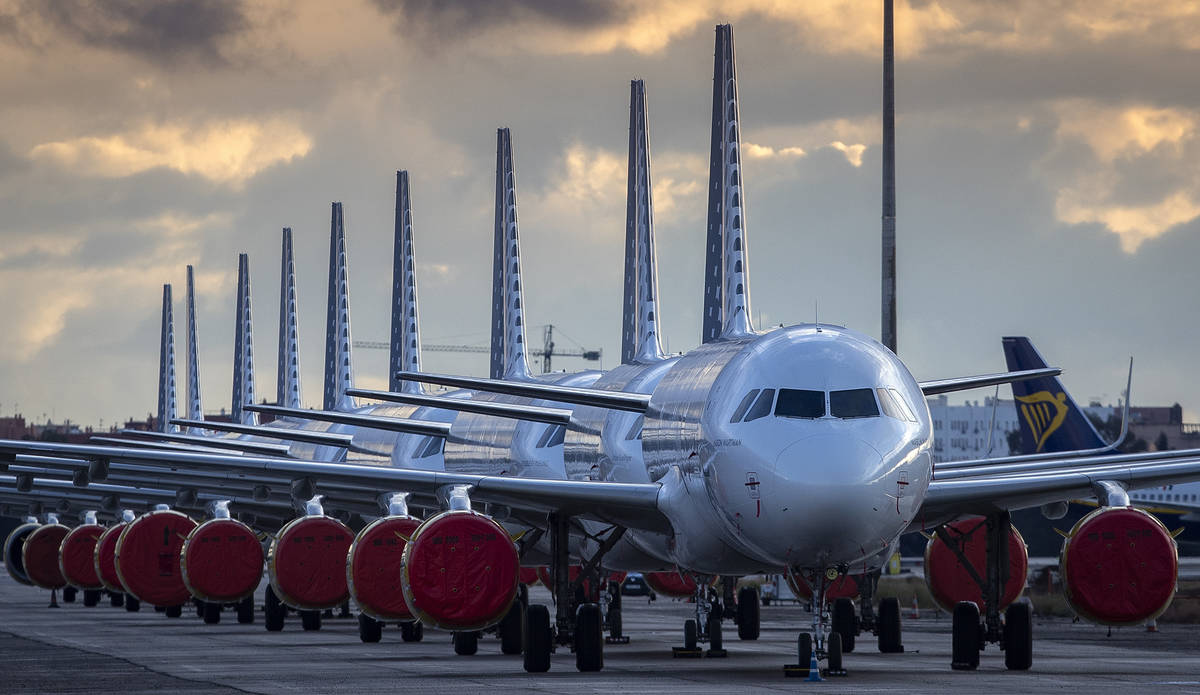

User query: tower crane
[352,324,600,374]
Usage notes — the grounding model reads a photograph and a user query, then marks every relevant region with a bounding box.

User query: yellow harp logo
[1016,391,1069,452]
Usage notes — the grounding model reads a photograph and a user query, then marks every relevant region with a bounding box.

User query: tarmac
[2,571,1199,694]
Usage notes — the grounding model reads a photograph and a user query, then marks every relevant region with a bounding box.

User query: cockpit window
[877,388,916,422]
[888,388,916,422]
[537,425,566,448]
[829,389,879,418]
[775,389,826,419]
[743,388,776,423]
[729,389,760,423]
[625,415,644,441]
[536,425,555,448]
[415,436,443,458]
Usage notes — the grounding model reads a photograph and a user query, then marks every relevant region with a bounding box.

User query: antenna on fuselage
[390,171,423,394]
[323,202,356,411]
[490,128,532,381]
[881,0,898,354]
[277,227,302,409]
[622,80,666,364]
[156,283,178,433]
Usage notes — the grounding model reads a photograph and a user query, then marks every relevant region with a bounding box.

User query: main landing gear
[672,580,726,658]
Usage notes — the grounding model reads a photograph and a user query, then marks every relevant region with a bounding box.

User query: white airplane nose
[774,434,884,487]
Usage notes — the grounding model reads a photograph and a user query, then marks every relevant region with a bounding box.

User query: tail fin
[323,202,356,411]
[184,266,204,431]
[1002,336,1105,453]
[489,128,532,381]
[701,24,753,343]
[391,171,423,393]
[156,284,179,433]
[622,80,665,364]
[231,253,257,425]
[277,227,302,408]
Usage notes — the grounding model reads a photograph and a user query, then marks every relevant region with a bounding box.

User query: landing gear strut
[784,570,847,678]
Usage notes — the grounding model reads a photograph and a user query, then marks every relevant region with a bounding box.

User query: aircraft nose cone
[773,434,883,487]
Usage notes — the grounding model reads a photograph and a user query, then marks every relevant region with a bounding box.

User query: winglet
[156,284,179,433]
[390,171,422,393]
[622,80,665,364]
[232,253,257,426]
[1111,357,1134,452]
[490,128,532,381]
[276,227,302,409]
[702,24,753,343]
[323,202,356,411]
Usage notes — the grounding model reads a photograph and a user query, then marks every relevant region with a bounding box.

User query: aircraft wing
[0,439,669,533]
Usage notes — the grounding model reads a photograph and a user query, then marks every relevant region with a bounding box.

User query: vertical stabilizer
[276,228,302,408]
[323,203,356,410]
[881,0,898,353]
[390,171,422,393]
[231,253,257,425]
[156,284,178,433]
[489,128,532,381]
[702,24,753,343]
[184,267,203,431]
[622,80,665,364]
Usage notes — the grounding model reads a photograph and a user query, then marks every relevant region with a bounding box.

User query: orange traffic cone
[910,594,919,619]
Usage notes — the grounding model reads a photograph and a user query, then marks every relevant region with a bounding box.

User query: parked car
[621,572,654,597]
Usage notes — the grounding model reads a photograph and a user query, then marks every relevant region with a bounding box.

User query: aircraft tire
[827,631,844,673]
[236,596,254,624]
[877,596,903,653]
[83,589,101,607]
[300,610,322,631]
[125,596,140,612]
[265,586,285,632]
[63,587,76,603]
[165,604,183,618]
[499,601,525,655]
[202,601,221,624]
[1004,601,1033,671]
[951,601,980,670]
[575,603,604,672]
[523,604,552,673]
[400,621,423,642]
[831,597,856,652]
[683,619,698,650]
[608,607,623,639]
[453,631,479,656]
[109,592,124,608]
[358,613,383,643]
[194,598,204,618]
[736,587,760,640]
[798,632,812,669]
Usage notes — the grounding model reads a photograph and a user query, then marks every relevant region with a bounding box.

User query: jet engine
[3,521,39,586]
[785,572,860,602]
[59,523,105,590]
[23,522,70,590]
[924,516,1028,613]
[643,570,707,598]
[347,514,421,621]
[94,522,129,593]
[181,518,264,604]
[115,510,198,607]
[1059,506,1177,625]
[400,509,519,631]
[268,514,353,610]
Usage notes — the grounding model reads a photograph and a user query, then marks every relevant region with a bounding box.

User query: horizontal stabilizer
[170,418,355,449]
[918,367,1061,396]
[116,429,292,457]
[395,371,651,413]
[347,388,575,427]
[90,436,263,456]
[245,404,451,438]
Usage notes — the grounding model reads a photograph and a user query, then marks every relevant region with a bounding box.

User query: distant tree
[1154,431,1171,451]
[1006,429,1023,455]
[38,429,66,443]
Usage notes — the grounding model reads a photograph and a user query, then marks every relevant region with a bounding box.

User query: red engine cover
[519,567,540,585]
[269,515,353,610]
[347,515,421,620]
[115,510,198,606]
[59,524,105,589]
[536,565,580,591]
[23,524,70,590]
[644,570,697,598]
[4,522,39,586]
[1061,506,1178,626]
[94,522,128,592]
[924,516,1028,613]
[401,510,519,631]
[785,573,860,601]
[181,518,264,603]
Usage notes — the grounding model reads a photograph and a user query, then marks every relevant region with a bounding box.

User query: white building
[926,395,1119,462]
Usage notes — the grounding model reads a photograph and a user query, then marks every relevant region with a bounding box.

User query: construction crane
[352,324,601,374]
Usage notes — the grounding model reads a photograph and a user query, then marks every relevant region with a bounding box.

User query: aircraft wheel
[575,603,604,672]
[358,614,383,643]
[877,596,904,653]
[736,587,760,640]
[828,631,844,673]
[202,601,221,624]
[109,592,124,608]
[797,632,813,670]
[165,604,183,618]
[499,600,525,655]
[683,618,698,650]
[83,589,101,607]
[832,597,856,653]
[707,609,723,652]
[194,598,204,618]
[523,604,552,673]
[236,596,254,624]
[264,586,285,631]
[63,587,76,603]
[453,631,479,656]
[300,610,322,631]
[1004,601,1033,671]
[400,621,423,642]
[951,601,981,670]
[608,607,623,640]
[125,596,141,612]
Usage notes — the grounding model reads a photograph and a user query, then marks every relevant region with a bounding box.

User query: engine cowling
[23,523,70,590]
[400,510,519,631]
[269,515,353,610]
[59,523,105,590]
[924,516,1028,613]
[115,510,198,606]
[519,567,540,585]
[181,518,264,603]
[3,522,39,586]
[1060,506,1177,626]
[644,570,700,598]
[94,522,128,592]
[785,573,860,602]
[347,515,421,621]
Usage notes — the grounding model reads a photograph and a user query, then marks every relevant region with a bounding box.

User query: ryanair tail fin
[277,227,302,409]
[621,80,665,364]
[323,202,356,411]
[156,284,178,433]
[391,171,422,393]
[490,128,532,381]
[232,253,257,425]
[1002,336,1106,454]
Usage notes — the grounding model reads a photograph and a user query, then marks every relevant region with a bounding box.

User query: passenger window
[625,415,644,441]
[830,389,879,418]
[743,389,776,422]
[729,389,760,423]
[888,388,916,422]
[876,388,905,420]
[775,389,825,419]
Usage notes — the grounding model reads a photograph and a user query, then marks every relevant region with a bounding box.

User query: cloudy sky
[2,0,1199,427]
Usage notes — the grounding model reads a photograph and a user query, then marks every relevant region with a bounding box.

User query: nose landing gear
[784,569,849,678]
